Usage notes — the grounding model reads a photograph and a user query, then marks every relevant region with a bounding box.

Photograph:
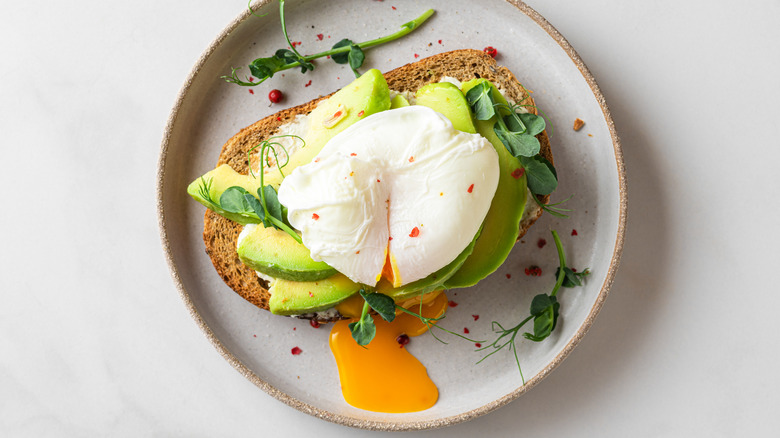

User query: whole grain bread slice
[202,49,552,315]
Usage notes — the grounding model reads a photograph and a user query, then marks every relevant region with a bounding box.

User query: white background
[2,0,779,436]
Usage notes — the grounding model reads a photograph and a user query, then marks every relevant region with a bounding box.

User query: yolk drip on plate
[329,291,448,413]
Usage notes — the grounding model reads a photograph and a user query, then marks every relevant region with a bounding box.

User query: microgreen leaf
[503,113,527,134]
[330,38,353,64]
[220,187,255,215]
[524,295,558,342]
[518,113,546,136]
[248,56,285,80]
[243,192,267,223]
[261,186,284,224]
[528,293,553,316]
[465,81,496,120]
[348,312,376,346]
[555,267,591,288]
[349,300,375,346]
[347,44,365,77]
[360,290,395,322]
[519,155,558,195]
[494,122,541,158]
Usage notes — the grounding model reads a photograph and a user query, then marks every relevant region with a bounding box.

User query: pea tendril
[223,1,434,86]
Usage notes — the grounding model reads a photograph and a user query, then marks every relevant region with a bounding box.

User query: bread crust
[202,49,552,314]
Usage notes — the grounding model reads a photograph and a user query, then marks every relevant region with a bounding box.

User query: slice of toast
[202,49,552,315]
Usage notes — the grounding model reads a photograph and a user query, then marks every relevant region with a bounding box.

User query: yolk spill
[329,291,449,413]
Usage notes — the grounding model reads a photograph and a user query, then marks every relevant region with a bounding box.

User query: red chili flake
[377,179,381,183]
[248,89,254,95]
[326,55,331,59]
[392,6,397,10]
[314,157,320,163]
[396,334,410,347]
[438,39,442,44]
[312,213,319,220]
[483,46,498,58]
[358,110,365,117]
[316,33,324,41]
[414,53,420,58]
[409,227,420,237]
[310,320,320,329]
[506,273,511,279]
[268,89,283,103]
[276,116,282,122]
[253,334,257,337]
[293,327,296,331]
[350,153,357,156]
[291,347,302,355]
[304,80,312,87]
[475,343,482,348]
[537,238,547,248]
[472,314,480,321]
[291,41,302,48]
[448,300,458,308]
[333,111,343,119]
[248,77,254,82]
[467,184,474,193]
[524,266,543,276]
[511,168,525,179]
[355,250,360,254]
[408,156,415,162]
[308,291,314,297]
[388,236,393,241]
[464,327,470,334]
[571,229,578,236]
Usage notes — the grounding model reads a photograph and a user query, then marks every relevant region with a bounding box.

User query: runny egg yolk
[329,291,449,413]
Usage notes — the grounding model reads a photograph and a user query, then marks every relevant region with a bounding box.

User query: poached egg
[277,105,499,287]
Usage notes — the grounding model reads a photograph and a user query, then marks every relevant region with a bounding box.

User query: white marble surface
[2,0,779,436]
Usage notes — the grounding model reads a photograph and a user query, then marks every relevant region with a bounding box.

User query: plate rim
[156,0,627,431]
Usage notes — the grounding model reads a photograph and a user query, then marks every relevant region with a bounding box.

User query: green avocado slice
[237,225,335,282]
[269,273,362,315]
[444,78,528,289]
[390,94,410,108]
[414,82,477,133]
[187,164,264,225]
[267,229,481,315]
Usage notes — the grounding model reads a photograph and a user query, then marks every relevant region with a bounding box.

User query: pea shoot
[477,230,590,383]
[196,135,304,243]
[224,0,434,86]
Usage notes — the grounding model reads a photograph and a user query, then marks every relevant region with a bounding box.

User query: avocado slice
[268,230,480,315]
[390,94,410,108]
[444,79,529,289]
[237,224,335,281]
[186,164,265,225]
[269,273,362,315]
[414,82,477,134]
[263,68,391,187]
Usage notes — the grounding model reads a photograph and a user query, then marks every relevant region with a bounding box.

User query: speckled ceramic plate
[157,0,625,431]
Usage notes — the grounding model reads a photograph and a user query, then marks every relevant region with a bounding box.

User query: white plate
[157,0,625,430]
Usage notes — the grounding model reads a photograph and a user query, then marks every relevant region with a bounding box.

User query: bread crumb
[573,118,585,131]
